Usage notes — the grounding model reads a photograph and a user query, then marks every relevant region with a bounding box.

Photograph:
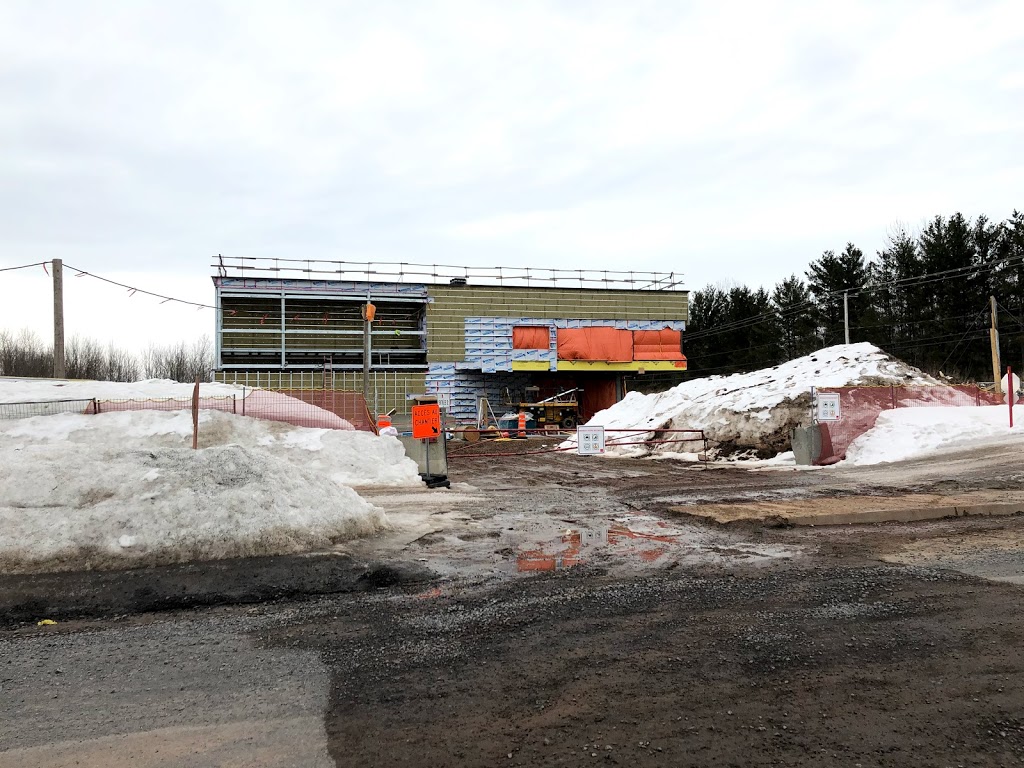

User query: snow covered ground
[0,378,422,573]
[844,405,1024,466]
[572,343,939,458]
[0,376,243,403]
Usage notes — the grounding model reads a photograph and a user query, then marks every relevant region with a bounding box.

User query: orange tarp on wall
[556,328,633,362]
[632,329,685,361]
[513,326,551,350]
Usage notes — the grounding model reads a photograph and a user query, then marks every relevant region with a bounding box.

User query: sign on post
[815,392,841,422]
[577,425,606,455]
[411,404,442,439]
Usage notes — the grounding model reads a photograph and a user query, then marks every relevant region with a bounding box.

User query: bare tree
[0,328,207,382]
[0,329,51,378]
[141,335,213,382]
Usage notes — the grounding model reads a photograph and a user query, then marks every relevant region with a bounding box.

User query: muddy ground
[4,444,1024,766]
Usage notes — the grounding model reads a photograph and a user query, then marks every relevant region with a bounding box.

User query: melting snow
[844,405,1024,465]
[0,376,244,403]
[0,399,421,573]
[569,343,939,458]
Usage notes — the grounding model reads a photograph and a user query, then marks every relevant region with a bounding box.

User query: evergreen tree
[771,275,817,359]
[722,285,775,371]
[679,211,1024,380]
[917,213,986,376]
[870,226,924,364]
[683,285,730,374]
[806,243,870,346]
[991,211,1024,371]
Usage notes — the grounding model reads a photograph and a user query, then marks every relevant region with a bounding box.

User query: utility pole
[52,258,65,378]
[991,295,1002,396]
[843,291,850,346]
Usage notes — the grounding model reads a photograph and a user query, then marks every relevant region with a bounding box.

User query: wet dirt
[6,443,1024,766]
[260,563,1024,768]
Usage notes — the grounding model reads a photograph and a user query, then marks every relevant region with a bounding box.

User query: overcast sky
[1,1,1022,350]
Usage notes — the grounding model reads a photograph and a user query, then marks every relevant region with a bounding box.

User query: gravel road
[3,447,1024,766]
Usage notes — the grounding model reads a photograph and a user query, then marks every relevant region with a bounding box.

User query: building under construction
[212,257,689,424]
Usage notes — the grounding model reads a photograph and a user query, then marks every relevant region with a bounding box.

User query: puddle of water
[505,515,799,573]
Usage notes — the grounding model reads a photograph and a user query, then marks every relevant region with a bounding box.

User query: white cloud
[1,0,1022,349]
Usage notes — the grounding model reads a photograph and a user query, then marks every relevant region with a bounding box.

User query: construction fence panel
[215,370,423,419]
[817,385,1002,463]
[89,396,238,415]
[0,399,97,419]
[5,391,376,434]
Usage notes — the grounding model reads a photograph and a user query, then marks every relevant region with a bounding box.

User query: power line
[996,300,1024,332]
[62,264,215,311]
[684,252,1024,343]
[938,308,988,374]
[0,261,49,273]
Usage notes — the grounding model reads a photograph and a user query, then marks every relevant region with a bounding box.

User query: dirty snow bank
[0,410,421,573]
[571,343,939,458]
[844,405,1024,466]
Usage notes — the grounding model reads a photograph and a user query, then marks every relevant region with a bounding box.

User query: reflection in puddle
[517,530,586,572]
[509,516,800,573]
[511,518,688,572]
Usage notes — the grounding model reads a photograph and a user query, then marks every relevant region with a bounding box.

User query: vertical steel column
[214,283,222,373]
[280,293,287,369]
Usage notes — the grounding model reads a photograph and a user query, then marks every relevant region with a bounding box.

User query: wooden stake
[192,376,200,449]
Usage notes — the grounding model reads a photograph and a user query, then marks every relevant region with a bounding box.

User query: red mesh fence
[84,390,376,433]
[267,389,376,432]
[89,396,238,415]
[816,385,1001,463]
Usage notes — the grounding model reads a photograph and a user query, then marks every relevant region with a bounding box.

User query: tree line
[684,210,1024,381]
[0,330,214,382]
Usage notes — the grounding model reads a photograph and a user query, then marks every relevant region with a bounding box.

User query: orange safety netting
[556,328,634,362]
[85,390,376,432]
[512,325,551,350]
[632,329,685,361]
[816,385,1002,464]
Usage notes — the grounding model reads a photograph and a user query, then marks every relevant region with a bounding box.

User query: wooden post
[52,259,65,378]
[192,376,200,449]
[991,296,1002,396]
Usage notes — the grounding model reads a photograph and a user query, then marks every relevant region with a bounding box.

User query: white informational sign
[577,425,606,455]
[1000,372,1021,404]
[436,392,452,411]
[815,392,842,422]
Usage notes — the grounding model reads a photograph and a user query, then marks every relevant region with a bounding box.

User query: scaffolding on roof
[213,254,685,292]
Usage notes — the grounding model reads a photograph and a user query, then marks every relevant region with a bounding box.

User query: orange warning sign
[411,404,442,439]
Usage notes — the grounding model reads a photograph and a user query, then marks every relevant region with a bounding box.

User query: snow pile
[0,376,357,430]
[0,409,421,573]
[845,405,1023,466]
[571,343,939,458]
